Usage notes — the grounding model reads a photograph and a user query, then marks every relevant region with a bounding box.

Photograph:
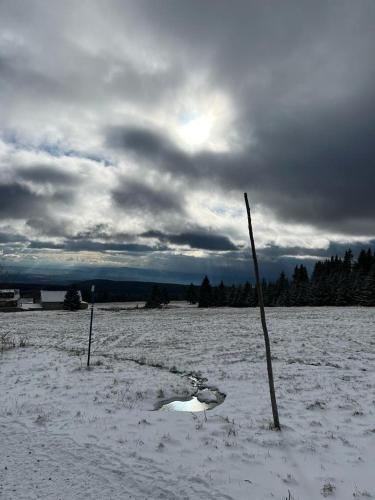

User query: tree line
[186,248,375,307]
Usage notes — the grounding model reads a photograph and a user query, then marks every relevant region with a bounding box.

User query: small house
[40,290,88,310]
[0,289,20,310]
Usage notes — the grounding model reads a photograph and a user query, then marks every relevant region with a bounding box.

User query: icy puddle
[159,396,210,412]
[157,389,226,412]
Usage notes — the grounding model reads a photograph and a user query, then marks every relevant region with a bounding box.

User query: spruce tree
[335,250,354,306]
[217,280,227,307]
[228,284,237,306]
[248,282,258,307]
[63,284,81,311]
[211,286,219,306]
[358,264,375,306]
[274,272,289,306]
[289,265,309,306]
[186,283,198,304]
[145,285,162,308]
[261,279,270,306]
[241,281,252,307]
[232,284,243,307]
[162,287,170,305]
[198,275,213,307]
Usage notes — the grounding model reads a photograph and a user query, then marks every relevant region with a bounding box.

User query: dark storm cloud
[108,90,375,234]
[105,1,375,236]
[0,232,26,243]
[71,224,136,242]
[2,0,375,282]
[0,3,185,118]
[107,126,194,176]
[0,183,44,218]
[29,239,166,253]
[112,178,183,214]
[17,165,79,185]
[0,183,74,219]
[141,230,239,251]
[26,217,72,238]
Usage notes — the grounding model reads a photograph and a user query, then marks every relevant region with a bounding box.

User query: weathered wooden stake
[87,284,95,368]
[244,192,280,430]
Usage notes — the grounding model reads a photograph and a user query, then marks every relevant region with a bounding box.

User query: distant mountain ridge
[0,279,190,303]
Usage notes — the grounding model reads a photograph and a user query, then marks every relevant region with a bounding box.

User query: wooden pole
[87,284,95,368]
[244,193,280,430]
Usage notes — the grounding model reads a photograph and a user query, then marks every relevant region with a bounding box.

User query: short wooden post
[244,193,280,430]
[87,284,95,368]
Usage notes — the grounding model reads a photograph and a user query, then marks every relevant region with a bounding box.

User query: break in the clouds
[1,0,375,282]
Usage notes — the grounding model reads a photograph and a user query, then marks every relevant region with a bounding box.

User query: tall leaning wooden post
[244,193,280,430]
[87,284,95,368]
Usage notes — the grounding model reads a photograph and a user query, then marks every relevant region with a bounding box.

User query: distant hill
[79,279,189,302]
[0,279,189,303]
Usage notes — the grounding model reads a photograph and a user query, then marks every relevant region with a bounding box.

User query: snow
[0,304,374,499]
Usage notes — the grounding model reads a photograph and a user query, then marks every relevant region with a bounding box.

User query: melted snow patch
[156,389,226,412]
[159,396,210,412]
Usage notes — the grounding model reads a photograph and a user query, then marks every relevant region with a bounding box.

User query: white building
[40,290,87,310]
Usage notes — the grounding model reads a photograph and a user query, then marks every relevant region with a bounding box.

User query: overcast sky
[0,0,374,283]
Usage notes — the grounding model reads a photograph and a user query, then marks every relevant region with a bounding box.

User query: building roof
[0,289,20,299]
[41,290,82,303]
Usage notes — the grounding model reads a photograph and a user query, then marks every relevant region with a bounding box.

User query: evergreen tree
[63,284,81,311]
[190,246,375,309]
[354,249,374,302]
[198,275,213,307]
[240,281,252,307]
[186,283,198,304]
[227,284,237,306]
[358,264,375,306]
[161,287,170,305]
[356,248,373,275]
[289,265,310,306]
[261,279,271,306]
[248,282,258,307]
[232,284,243,307]
[335,250,354,306]
[343,249,353,274]
[217,280,227,307]
[145,285,163,308]
[274,272,290,306]
[211,286,219,307]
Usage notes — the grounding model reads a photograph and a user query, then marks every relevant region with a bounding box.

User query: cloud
[112,178,183,214]
[141,229,239,251]
[29,239,167,253]
[1,1,375,281]
[106,106,375,235]
[257,241,375,261]
[0,182,73,219]
[0,231,27,243]
[16,165,79,185]
[26,216,73,238]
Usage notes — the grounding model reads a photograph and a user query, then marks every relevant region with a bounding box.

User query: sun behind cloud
[174,87,235,152]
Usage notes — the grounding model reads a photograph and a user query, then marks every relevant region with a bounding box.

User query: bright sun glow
[174,87,234,152]
[177,115,212,148]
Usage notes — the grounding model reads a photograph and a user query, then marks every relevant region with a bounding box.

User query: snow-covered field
[1,304,374,499]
